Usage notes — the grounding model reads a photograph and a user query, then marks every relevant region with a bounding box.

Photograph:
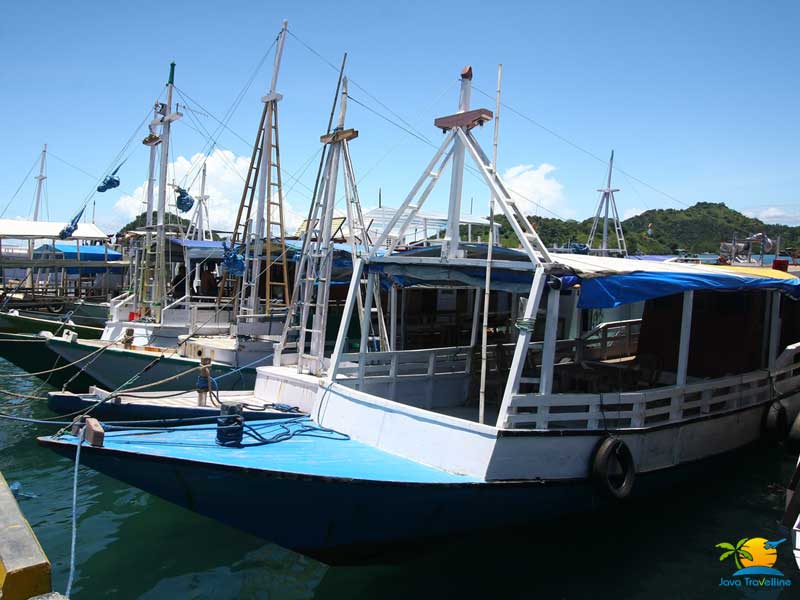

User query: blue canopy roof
[35,242,121,260]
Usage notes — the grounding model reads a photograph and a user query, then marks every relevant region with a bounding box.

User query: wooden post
[359,272,376,357]
[539,286,560,395]
[328,258,364,381]
[497,267,547,427]
[676,291,694,386]
[768,291,781,369]
[389,284,397,351]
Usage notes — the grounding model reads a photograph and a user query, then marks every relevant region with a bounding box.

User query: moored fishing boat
[40,66,800,564]
[0,310,102,338]
[0,332,98,390]
[43,25,294,395]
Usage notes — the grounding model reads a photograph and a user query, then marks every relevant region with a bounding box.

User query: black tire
[763,401,789,443]
[591,436,636,500]
[785,411,800,453]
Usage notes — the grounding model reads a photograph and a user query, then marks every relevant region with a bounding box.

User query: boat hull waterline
[45,337,258,392]
[38,395,791,563]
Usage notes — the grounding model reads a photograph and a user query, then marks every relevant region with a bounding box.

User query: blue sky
[1,0,798,234]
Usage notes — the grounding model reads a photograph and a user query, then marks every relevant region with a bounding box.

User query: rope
[0,154,40,218]
[0,389,48,401]
[64,426,84,598]
[0,339,117,378]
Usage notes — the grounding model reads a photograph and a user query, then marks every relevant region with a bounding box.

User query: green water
[2,358,799,599]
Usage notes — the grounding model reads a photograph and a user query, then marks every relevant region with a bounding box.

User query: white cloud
[103,148,307,235]
[501,163,568,217]
[742,206,800,226]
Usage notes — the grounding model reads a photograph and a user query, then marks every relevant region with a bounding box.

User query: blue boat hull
[39,419,754,564]
[42,438,600,562]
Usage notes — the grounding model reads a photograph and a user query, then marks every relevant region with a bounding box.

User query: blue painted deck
[51,418,481,485]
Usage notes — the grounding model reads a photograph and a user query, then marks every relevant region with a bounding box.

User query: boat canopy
[557,254,800,308]
[0,219,109,241]
[33,242,124,274]
[368,248,800,308]
[34,242,122,259]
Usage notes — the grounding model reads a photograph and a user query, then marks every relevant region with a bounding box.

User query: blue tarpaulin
[33,243,123,274]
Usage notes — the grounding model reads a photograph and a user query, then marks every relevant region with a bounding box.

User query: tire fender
[591,436,636,500]
[763,400,789,443]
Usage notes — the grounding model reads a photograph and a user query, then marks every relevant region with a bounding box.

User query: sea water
[1,358,799,599]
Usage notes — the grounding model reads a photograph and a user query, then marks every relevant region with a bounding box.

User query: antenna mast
[587,150,627,257]
[187,162,213,241]
[26,144,47,289]
[153,62,181,320]
[220,21,290,318]
[276,63,384,374]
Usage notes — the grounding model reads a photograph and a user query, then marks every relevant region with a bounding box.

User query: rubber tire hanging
[591,436,636,500]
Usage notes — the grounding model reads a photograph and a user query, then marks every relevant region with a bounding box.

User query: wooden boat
[39,66,800,564]
[0,332,97,390]
[0,310,102,339]
[47,386,303,421]
[43,31,293,394]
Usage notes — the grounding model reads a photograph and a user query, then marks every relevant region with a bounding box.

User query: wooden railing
[504,348,800,430]
[577,318,641,362]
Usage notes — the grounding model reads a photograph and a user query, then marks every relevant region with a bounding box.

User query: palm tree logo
[716,538,753,570]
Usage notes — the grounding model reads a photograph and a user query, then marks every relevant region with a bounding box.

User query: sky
[0,0,798,237]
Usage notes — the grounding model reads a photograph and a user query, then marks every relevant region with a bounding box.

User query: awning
[366,248,800,307]
[34,242,122,260]
[555,254,800,308]
[0,219,109,241]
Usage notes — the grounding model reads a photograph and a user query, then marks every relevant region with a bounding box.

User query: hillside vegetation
[465,202,800,254]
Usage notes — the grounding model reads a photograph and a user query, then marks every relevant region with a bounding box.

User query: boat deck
[48,389,300,421]
[40,419,483,484]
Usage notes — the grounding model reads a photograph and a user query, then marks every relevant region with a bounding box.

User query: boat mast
[153,62,180,320]
[187,162,212,241]
[277,60,376,375]
[26,144,47,290]
[587,150,627,257]
[245,19,289,315]
[444,68,472,259]
[137,105,163,314]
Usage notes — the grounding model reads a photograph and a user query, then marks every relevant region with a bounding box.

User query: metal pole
[389,284,397,351]
[155,62,176,320]
[27,144,47,290]
[248,21,288,313]
[601,150,614,254]
[197,163,207,239]
[32,144,46,224]
[444,67,472,259]
[479,64,502,424]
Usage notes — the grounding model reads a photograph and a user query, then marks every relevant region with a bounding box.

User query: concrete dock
[0,471,53,600]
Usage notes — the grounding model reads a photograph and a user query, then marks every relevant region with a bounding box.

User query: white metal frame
[587,150,627,257]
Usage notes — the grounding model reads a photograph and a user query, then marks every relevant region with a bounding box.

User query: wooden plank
[433,108,493,131]
[320,128,359,144]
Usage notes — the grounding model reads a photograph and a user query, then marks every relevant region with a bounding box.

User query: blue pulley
[222,242,246,277]
[96,175,120,193]
[175,187,195,212]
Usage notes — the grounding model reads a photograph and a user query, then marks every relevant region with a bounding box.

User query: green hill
[464,202,800,254]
